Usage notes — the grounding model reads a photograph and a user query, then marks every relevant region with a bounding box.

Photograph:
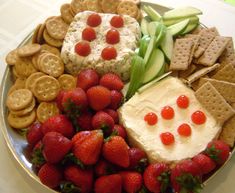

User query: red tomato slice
[101,46,117,60]
[82,27,96,42]
[106,29,120,44]
[75,41,91,57]
[110,16,124,28]
[87,13,102,27]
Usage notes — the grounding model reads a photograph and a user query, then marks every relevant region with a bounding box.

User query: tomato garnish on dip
[110,15,124,28]
[177,123,192,137]
[106,29,120,44]
[144,112,158,125]
[177,95,189,109]
[82,27,96,42]
[191,110,206,125]
[161,106,174,120]
[87,13,102,27]
[75,41,91,57]
[160,132,175,145]
[101,46,117,60]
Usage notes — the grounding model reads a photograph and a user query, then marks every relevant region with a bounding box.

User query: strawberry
[171,159,202,193]
[102,136,130,168]
[205,140,230,165]
[76,69,99,91]
[31,140,45,168]
[119,171,143,193]
[112,124,127,139]
[41,114,74,138]
[100,73,124,91]
[64,165,93,193]
[56,90,66,111]
[92,111,114,135]
[72,130,103,165]
[26,122,43,146]
[94,174,122,193]
[87,85,111,111]
[104,108,119,124]
[95,159,116,177]
[143,163,170,193]
[76,111,93,130]
[38,163,62,189]
[192,153,216,174]
[42,132,72,163]
[129,148,148,172]
[109,90,123,110]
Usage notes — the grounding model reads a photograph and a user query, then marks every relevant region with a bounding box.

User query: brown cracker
[197,36,229,66]
[117,1,138,18]
[36,102,60,123]
[25,72,45,92]
[71,0,87,14]
[58,74,76,90]
[60,3,74,24]
[195,82,235,125]
[211,63,235,83]
[43,29,63,48]
[10,98,36,117]
[5,49,19,66]
[85,0,102,12]
[179,64,197,79]
[219,37,235,66]
[32,24,41,44]
[169,38,194,71]
[17,43,41,57]
[15,57,37,78]
[219,116,235,147]
[184,34,200,64]
[37,23,45,44]
[41,44,60,56]
[102,0,120,13]
[193,46,205,59]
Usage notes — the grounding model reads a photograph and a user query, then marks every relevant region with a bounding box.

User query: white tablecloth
[0,0,235,192]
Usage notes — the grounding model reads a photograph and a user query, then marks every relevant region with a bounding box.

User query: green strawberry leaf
[31,145,45,167]
[157,171,170,193]
[17,128,28,136]
[205,144,221,162]
[61,153,85,169]
[60,181,81,193]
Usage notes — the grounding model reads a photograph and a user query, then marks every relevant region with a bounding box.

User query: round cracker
[15,57,37,78]
[32,24,41,44]
[5,49,19,66]
[85,0,102,12]
[71,0,87,14]
[128,0,140,4]
[17,43,41,57]
[46,16,69,40]
[25,72,45,92]
[8,79,26,96]
[10,98,36,117]
[60,3,74,24]
[8,110,36,129]
[32,50,49,70]
[7,89,33,111]
[41,44,60,56]
[39,53,64,78]
[58,74,76,90]
[101,0,120,13]
[36,102,60,123]
[33,75,60,102]
[117,0,138,18]
[37,23,45,44]
[43,29,63,48]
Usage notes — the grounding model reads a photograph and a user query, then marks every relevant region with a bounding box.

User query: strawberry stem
[31,146,45,167]
[157,171,170,193]
[60,181,81,193]
[61,153,85,169]
[205,144,221,162]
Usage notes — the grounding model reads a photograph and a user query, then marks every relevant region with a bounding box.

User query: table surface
[0,0,235,192]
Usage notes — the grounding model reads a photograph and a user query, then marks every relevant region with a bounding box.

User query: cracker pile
[169,26,235,147]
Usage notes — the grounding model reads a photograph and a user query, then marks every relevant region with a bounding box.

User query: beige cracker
[212,64,235,83]
[5,49,19,66]
[32,24,41,44]
[33,75,60,102]
[184,34,200,64]
[32,50,48,70]
[169,38,194,71]
[36,102,60,123]
[219,37,235,66]
[39,53,64,78]
[8,110,36,129]
[37,23,46,44]
[17,43,41,57]
[219,116,235,147]
[117,1,138,18]
[71,0,87,14]
[58,74,76,91]
[25,72,45,92]
[85,0,102,12]
[10,98,36,117]
[43,29,63,48]
[195,82,235,125]
[7,89,33,111]
[101,0,120,13]
[14,57,37,78]
[60,3,74,24]
[41,44,60,56]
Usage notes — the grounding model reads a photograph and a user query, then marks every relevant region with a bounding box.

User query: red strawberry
[42,132,72,163]
[64,165,93,193]
[42,114,74,138]
[77,69,99,91]
[103,136,130,168]
[95,159,116,177]
[76,111,93,130]
[129,148,148,171]
[109,90,123,110]
[104,108,119,124]
[171,159,202,193]
[205,140,230,165]
[112,124,127,139]
[62,88,88,113]
[87,85,111,111]
[56,90,66,111]
[192,153,216,174]
[92,111,114,135]
[26,122,43,146]
[72,130,103,165]
[143,163,170,193]
[100,73,124,91]
[119,171,143,193]
[38,163,62,188]
[94,174,122,193]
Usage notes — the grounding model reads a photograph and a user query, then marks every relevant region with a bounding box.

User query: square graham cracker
[212,63,235,83]
[219,116,235,147]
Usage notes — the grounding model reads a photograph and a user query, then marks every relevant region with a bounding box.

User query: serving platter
[0,1,234,192]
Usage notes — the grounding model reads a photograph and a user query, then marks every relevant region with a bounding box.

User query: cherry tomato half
[144,112,158,125]
[110,15,124,28]
[106,29,120,44]
[75,41,91,57]
[191,111,206,125]
[87,13,102,27]
[177,95,189,109]
[160,132,175,145]
[161,106,174,120]
[101,46,117,60]
[82,27,96,42]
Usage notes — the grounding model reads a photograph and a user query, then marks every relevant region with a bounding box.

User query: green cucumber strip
[143,36,156,65]
[167,19,190,36]
[141,17,150,35]
[163,16,199,26]
[160,30,173,62]
[143,5,162,21]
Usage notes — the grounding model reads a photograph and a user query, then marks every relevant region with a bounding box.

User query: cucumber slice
[163,7,202,20]
[139,36,151,57]
[160,30,173,62]
[167,19,190,36]
[147,21,162,37]
[143,36,156,65]
[126,55,145,100]
[155,25,167,48]
[141,17,149,36]
[142,49,165,84]
[143,5,162,21]
[180,22,199,35]
[163,16,199,26]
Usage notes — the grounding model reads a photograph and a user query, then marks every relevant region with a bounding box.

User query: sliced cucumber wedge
[143,36,156,65]
[142,49,165,84]
[167,19,190,36]
[143,5,162,21]
[139,36,151,57]
[180,22,199,35]
[163,7,202,20]
[141,17,150,36]
[126,55,145,100]
[163,16,199,26]
[160,30,173,62]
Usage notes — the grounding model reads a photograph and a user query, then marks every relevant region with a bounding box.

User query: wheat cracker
[185,34,200,64]
[10,98,36,117]
[102,0,120,13]
[194,46,205,59]
[219,116,235,147]
[212,63,235,83]
[5,49,19,66]
[179,64,197,79]
[58,74,76,91]
[117,1,138,18]
[36,102,60,123]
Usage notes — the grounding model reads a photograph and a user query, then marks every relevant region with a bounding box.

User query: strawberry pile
[26,69,230,193]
